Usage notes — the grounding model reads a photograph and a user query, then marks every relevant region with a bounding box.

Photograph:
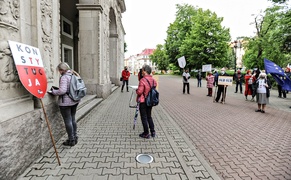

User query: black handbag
[120,77,123,81]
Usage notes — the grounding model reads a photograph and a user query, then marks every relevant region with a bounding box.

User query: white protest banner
[202,64,212,72]
[8,40,47,98]
[177,56,186,68]
[218,76,233,86]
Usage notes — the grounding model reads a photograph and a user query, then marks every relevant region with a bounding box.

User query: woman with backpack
[48,62,80,146]
[136,65,157,139]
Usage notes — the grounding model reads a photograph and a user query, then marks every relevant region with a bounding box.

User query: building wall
[0,0,126,179]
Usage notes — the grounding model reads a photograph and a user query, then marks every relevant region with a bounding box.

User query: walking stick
[40,99,61,165]
[213,85,217,102]
[222,85,226,104]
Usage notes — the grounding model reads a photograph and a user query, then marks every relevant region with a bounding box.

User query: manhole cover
[136,154,153,164]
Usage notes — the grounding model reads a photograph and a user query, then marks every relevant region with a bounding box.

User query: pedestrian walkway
[18,74,291,180]
[158,75,291,180]
[18,76,221,180]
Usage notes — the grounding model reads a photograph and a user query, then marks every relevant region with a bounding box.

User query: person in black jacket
[215,68,229,103]
[233,69,244,93]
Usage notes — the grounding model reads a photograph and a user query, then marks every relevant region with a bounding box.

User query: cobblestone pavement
[158,75,291,180]
[18,75,221,180]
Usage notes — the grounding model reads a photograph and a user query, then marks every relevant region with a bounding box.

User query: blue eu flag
[264,58,291,91]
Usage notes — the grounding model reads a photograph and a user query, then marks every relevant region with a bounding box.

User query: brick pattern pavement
[17,76,220,180]
[158,75,291,180]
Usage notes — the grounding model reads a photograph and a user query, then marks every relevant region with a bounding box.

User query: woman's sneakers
[151,131,156,138]
[139,133,150,139]
[62,139,75,146]
[139,132,156,139]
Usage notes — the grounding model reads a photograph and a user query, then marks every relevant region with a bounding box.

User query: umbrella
[129,86,139,129]
[133,100,140,130]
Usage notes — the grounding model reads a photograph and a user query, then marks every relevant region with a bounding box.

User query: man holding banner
[215,68,230,103]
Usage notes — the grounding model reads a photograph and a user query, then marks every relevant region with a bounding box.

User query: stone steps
[76,84,119,121]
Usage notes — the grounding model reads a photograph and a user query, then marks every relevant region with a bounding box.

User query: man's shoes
[63,139,75,146]
[139,133,150,139]
[255,109,261,112]
[234,91,237,93]
[121,90,123,92]
[261,110,265,113]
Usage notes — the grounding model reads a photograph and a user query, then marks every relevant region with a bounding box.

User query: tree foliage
[179,8,230,70]
[269,0,289,3]
[164,4,198,67]
[164,4,230,70]
[150,44,169,72]
[243,5,291,69]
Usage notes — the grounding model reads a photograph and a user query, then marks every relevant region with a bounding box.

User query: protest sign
[177,56,186,68]
[8,41,47,98]
[218,76,233,86]
[202,64,212,72]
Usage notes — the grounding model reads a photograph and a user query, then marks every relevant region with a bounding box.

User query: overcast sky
[122,0,274,57]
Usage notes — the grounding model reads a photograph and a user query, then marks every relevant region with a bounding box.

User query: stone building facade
[0,0,126,179]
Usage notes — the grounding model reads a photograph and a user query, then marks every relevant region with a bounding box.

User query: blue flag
[264,58,291,91]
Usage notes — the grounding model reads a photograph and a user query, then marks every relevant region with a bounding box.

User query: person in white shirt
[254,72,271,113]
[182,69,191,94]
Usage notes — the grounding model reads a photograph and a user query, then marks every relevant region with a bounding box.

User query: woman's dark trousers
[121,80,129,92]
[59,104,78,141]
[139,103,154,134]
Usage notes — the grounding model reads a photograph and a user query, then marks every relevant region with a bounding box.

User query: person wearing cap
[244,70,254,101]
[215,68,229,103]
[233,69,244,93]
[253,71,271,113]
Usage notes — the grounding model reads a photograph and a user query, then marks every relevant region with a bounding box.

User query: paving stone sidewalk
[18,77,220,180]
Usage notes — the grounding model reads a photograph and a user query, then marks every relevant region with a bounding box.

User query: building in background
[125,48,157,75]
[0,1,126,179]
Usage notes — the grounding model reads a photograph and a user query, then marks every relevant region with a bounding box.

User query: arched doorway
[109,8,119,85]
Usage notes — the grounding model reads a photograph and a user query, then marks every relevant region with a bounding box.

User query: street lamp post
[233,40,241,73]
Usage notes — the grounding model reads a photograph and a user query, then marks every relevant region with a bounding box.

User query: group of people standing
[182,67,272,113]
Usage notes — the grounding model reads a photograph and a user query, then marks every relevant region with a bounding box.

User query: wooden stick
[40,99,61,165]
[222,85,226,104]
[213,85,217,102]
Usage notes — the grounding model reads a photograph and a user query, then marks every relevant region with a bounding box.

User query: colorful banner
[8,40,47,98]
[264,58,291,91]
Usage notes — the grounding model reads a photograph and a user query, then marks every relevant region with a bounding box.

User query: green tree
[164,4,198,67]
[150,44,169,72]
[179,8,231,70]
[269,0,288,3]
[243,5,291,69]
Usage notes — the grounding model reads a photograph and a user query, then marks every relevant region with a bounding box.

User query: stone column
[77,3,111,98]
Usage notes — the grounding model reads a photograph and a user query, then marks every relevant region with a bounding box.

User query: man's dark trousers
[183,83,189,94]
